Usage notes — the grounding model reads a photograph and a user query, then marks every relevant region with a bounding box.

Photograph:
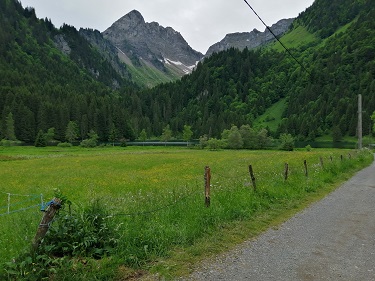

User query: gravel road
[183,157,375,281]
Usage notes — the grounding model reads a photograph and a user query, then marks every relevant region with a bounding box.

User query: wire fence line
[0,192,44,217]
[0,153,358,219]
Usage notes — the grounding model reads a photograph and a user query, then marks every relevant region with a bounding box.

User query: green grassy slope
[254,98,287,131]
[269,25,319,51]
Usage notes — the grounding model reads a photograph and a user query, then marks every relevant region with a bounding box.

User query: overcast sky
[21,0,315,53]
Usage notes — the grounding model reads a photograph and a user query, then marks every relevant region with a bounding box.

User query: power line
[242,0,311,75]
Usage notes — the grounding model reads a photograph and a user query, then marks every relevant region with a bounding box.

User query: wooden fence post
[248,165,256,191]
[32,198,62,251]
[320,157,324,169]
[348,153,352,160]
[304,160,308,177]
[330,156,333,162]
[204,166,211,207]
[341,155,343,161]
[284,163,289,181]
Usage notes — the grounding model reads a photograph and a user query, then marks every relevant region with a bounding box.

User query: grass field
[0,146,373,280]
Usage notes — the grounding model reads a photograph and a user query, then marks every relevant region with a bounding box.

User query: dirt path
[184,157,375,281]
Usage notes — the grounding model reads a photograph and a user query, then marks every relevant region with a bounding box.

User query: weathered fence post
[341,155,343,161]
[330,156,333,162]
[304,160,308,177]
[284,163,289,181]
[7,193,10,214]
[32,198,62,251]
[348,153,352,160]
[320,157,324,169]
[248,165,256,191]
[204,166,211,207]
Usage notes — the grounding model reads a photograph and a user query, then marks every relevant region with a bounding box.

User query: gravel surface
[182,158,375,281]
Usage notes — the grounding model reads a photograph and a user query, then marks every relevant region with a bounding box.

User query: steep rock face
[103,10,203,74]
[205,18,294,57]
[79,28,131,80]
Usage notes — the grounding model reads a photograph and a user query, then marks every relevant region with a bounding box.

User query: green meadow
[0,146,373,280]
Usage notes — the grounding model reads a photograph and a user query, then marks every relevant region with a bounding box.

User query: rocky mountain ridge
[102,10,203,76]
[53,9,295,87]
[205,18,294,57]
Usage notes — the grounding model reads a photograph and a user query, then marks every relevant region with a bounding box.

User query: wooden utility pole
[358,94,363,149]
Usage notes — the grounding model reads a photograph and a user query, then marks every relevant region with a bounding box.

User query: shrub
[57,142,73,148]
[80,130,98,148]
[42,199,118,258]
[1,198,118,280]
[279,133,295,151]
[0,139,22,146]
[120,141,127,147]
[207,138,224,150]
[198,135,208,149]
[80,138,97,148]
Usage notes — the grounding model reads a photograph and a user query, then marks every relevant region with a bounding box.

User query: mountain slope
[0,0,137,143]
[126,0,374,140]
[205,18,294,57]
[280,0,375,139]
[102,10,203,87]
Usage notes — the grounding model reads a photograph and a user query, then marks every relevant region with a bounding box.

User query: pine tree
[5,112,16,141]
[65,121,78,143]
[34,130,47,147]
[182,125,193,146]
[160,125,172,145]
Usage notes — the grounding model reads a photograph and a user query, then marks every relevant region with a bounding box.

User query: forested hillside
[129,49,292,138]
[128,0,374,141]
[282,0,375,139]
[0,0,374,145]
[0,0,137,143]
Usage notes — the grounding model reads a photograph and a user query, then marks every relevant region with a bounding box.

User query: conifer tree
[5,112,16,141]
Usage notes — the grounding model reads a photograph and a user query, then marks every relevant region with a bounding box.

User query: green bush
[1,199,118,280]
[57,142,73,148]
[42,200,118,258]
[207,138,224,150]
[0,139,22,146]
[279,133,295,151]
[80,138,97,148]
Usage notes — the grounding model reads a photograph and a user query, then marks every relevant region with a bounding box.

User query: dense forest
[0,0,374,145]
[282,0,375,139]
[0,0,137,143]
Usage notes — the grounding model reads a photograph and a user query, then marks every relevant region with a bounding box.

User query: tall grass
[0,146,373,280]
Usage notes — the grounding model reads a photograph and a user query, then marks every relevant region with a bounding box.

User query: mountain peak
[103,10,203,81]
[105,10,145,32]
[125,10,144,23]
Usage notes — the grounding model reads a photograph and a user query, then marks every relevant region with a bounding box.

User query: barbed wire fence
[0,153,357,219]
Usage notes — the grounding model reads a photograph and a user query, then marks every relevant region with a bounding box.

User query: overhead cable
[242,0,311,75]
